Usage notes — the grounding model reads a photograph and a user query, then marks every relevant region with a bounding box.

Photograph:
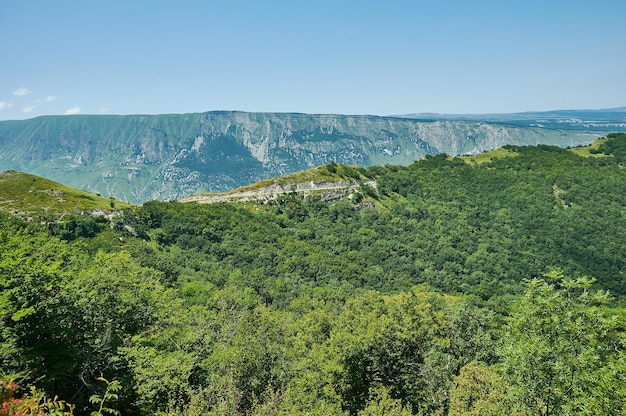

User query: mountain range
[0,109,621,203]
[398,107,626,130]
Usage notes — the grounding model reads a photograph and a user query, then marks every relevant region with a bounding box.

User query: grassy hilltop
[0,170,133,217]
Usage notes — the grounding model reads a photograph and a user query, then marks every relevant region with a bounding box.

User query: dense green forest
[1,134,626,415]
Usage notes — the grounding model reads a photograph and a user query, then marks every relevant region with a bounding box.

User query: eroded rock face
[179,179,377,204]
[0,112,599,203]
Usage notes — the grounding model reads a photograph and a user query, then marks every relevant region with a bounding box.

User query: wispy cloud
[98,108,109,114]
[65,106,81,115]
[22,105,36,113]
[0,101,13,111]
[35,95,57,105]
[14,87,32,97]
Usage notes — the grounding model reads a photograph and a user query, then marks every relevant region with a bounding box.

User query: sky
[1,0,625,120]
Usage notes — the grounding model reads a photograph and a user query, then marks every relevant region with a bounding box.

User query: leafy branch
[89,377,121,416]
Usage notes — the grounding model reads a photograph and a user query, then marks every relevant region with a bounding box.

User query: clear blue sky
[1,0,625,120]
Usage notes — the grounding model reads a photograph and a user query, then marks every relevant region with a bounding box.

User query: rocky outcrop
[179,179,377,204]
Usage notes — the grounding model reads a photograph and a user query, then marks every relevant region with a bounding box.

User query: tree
[500,272,626,415]
[0,224,84,397]
[448,361,516,416]
[358,385,412,416]
[314,287,495,415]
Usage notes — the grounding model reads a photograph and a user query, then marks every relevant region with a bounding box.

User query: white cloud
[0,101,13,111]
[65,106,81,115]
[36,95,57,105]
[98,108,109,114]
[14,87,32,97]
[22,105,36,113]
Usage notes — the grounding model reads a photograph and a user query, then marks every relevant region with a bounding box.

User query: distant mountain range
[0,109,621,203]
[396,107,626,130]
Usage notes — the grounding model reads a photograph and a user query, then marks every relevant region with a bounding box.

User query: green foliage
[358,183,378,200]
[2,137,626,414]
[448,361,515,416]
[89,378,121,416]
[283,288,496,415]
[357,385,413,416]
[592,132,626,161]
[49,215,109,241]
[1,377,75,416]
[500,272,626,415]
[0,221,79,392]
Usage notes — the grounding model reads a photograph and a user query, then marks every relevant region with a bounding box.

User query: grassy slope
[0,170,134,217]
[459,147,520,165]
[459,136,612,164]
[568,137,610,157]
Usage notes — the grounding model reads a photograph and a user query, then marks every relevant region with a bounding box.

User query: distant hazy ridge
[0,111,602,203]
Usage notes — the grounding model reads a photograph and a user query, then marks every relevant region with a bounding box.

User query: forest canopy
[1,134,626,415]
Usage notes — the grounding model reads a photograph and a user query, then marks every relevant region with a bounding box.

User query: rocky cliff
[179,179,377,205]
[0,111,601,203]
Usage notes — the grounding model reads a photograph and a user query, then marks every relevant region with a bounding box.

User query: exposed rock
[180,179,376,204]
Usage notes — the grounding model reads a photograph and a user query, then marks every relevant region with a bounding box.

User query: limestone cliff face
[179,179,377,204]
[0,112,599,203]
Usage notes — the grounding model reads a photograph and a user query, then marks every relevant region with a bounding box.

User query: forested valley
[2,134,626,415]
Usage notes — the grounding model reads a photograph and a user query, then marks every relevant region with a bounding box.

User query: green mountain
[1,134,626,415]
[0,111,603,203]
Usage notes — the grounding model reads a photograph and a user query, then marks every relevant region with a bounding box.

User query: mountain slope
[0,170,133,217]
[0,111,602,203]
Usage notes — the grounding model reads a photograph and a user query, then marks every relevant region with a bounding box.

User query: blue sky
[1,0,625,120]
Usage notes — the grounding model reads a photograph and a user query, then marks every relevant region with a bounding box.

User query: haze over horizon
[1,0,625,121]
